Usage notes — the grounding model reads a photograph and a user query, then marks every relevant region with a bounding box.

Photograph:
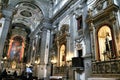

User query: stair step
[88,78,120,80]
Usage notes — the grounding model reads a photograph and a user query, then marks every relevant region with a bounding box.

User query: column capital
[41,27,48,31]
[41,18,52,29]
[2,9,13,19]
[42,22,52,29]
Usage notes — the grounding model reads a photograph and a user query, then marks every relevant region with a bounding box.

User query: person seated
[13,71,17,78]
[1,69,7,78]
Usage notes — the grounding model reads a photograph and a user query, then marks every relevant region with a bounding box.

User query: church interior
[0,0,120,80]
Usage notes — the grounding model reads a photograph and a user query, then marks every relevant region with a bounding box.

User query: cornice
[2,9,14,19]
[51,0,77,23]
[86,4,119,23]
[93,4,119,21]
[29,17,52,38]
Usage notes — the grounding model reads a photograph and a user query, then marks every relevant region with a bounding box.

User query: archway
[60,44,66,66]
[97,25,115,61]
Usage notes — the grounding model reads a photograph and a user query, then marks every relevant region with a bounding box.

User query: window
[76,16,83,30]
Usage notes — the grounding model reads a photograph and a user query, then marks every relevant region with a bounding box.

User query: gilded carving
[51,24,69,68]
[60,24,69,34]
[55,24,69,44]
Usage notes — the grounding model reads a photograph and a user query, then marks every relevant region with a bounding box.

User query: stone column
[0,9,13,62]
[38,27,51,80]
[112,19,119,57]
[89,22,96,61]
[37,33,42,56]
[82,1,92,80]
[33,35,39,63]
[68,13,76,80]
[27,39,32,62]
[31,39,35,63]
[35,34,40,56]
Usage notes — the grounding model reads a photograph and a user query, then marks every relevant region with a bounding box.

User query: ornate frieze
[87,0,119,22]
[86,3,119,28]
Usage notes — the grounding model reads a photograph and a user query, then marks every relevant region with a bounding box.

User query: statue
[105,32,115,59]
[88,8,92,18]
[105,32,111,52]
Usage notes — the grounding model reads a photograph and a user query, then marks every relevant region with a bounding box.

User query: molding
[86,4,119,23]
[51,0,77,23]
[82,54,92,58]
[93,4,119,21]
[2,9,13,19]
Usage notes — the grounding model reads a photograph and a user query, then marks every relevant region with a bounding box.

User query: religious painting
[7,36,24,62]
[10,41,22,61]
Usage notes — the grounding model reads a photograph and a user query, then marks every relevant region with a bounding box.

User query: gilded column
[20,42,25,61]
[7,39,13,58]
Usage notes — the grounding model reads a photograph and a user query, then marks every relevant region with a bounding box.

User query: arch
[59,44,66,66]
[10,0,44,17]
[12,23,31,34]
[12,1,44,32]
[97,25,116,61]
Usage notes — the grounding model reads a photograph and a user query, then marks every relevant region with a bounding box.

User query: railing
[54,66,68,74]
[92,59,120,74]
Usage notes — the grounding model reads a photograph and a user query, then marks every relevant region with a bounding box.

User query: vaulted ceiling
[8,0,51,34]
[13,2,43,32]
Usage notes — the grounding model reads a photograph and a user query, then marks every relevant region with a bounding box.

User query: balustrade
[92,59,120,74]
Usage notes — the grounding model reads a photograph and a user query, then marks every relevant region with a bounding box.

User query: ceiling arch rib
[12,2,43,32]
[12,23,31,34]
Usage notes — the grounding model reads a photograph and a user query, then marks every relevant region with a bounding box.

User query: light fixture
[26,63,32,67]
[35,58,40,64]
[33,46,35,51]
[3,56,7,60]
[51,56,57,64]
